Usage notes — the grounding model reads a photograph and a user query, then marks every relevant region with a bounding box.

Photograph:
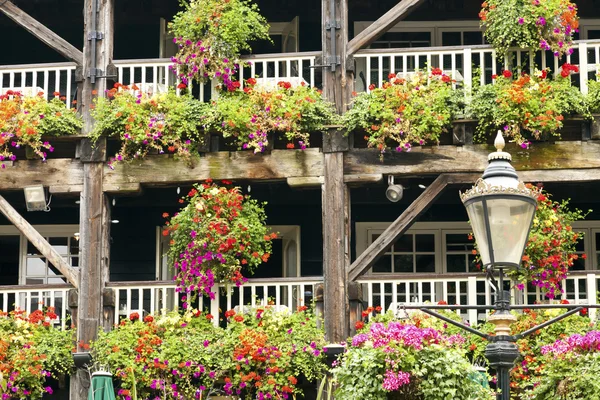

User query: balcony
[2,39,599,103]
[2,271,598,329]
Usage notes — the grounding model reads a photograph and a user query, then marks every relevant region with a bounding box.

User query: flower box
[451,119,477,145]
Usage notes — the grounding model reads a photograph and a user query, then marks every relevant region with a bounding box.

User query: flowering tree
[480,0,579,56]
[169,0,270,88]
[164,180,273,307]
[343,70,455,157]
[0,91,81,168]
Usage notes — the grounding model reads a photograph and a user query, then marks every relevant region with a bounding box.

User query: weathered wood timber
[322,152,349,342]
[344,142,600,176]
[103,149,325,187]
[0,159,84,191]
[346,0,427,56]
[0,1,83,65]
[348,174,449,281]
[0,195,80,287]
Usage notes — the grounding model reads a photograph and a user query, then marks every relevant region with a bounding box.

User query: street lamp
[460,131,537,399]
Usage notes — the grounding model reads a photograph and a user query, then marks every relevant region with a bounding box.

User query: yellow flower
[533,218,539,225]
[545,220,552,227]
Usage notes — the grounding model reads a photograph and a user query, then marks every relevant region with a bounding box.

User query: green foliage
[480,0,579,56]
[587,78,600,114]
[0,93,82,166]
[164,181,273,303]
[169,0,271,85]
[0,309,75,399]
[468,68,588,146]
[206,80,337,153]
[91,307,327,400]
[90,85,209,168]
[343,70,455,156]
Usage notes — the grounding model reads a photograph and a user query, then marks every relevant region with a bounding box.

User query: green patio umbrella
[88,371,116,400]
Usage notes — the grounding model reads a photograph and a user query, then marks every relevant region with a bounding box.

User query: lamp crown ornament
[489,130,512,162]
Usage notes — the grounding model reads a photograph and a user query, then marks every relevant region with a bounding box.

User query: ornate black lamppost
[416,132,586,400]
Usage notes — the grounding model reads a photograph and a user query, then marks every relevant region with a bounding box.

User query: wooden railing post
[586,273,597,321]
[579,42,589,95]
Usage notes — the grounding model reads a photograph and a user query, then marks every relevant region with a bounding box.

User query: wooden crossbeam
[0,195,79,287]
[347,0,426,56]
[0,1,83,64]
[347,174,449,281]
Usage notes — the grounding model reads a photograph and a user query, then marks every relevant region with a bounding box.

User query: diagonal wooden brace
[0,195,79,288]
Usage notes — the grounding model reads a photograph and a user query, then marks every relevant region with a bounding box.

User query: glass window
[445,233,478,273]
[369,231,436,274]
[371,32,432,49]
[23,235,79,285]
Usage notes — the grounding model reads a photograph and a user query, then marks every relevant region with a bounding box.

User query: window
[356,221,600,275]
[23,235,79,285]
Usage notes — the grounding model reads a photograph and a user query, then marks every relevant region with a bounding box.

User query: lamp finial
[488,130,511,162]
[494,130,505,152]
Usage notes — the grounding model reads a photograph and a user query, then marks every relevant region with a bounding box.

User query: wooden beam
[344,142,600,176]
[346,0,426,56]
[322,152,349,342]
[104,149,325,188]
[348,174,449,281]
[0,159,84,191]
[0,1,83,65]
[0,195,79,287]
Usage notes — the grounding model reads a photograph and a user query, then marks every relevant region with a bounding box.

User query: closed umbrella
[88,371,116,400]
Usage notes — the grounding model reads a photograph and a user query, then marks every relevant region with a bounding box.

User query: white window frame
[0,225,79,285]
[357,221,600,274]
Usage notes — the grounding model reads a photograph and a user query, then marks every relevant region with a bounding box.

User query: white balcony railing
[1,271,597,330]
[0,62,77,104]
[358,271,599,326]
[354,39,600,94]
[0,284,71,329]
[107,276,322,326]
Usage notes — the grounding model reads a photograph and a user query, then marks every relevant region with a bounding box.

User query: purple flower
[537,17,546,26]
[518,17,524,25]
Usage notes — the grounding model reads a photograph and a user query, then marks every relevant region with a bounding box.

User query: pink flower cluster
[382,370,411,390]
[541,330,600,357]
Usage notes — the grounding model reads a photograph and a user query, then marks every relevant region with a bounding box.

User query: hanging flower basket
[479,0,579,57]
[163,180,274,306]
[169,0,271,87]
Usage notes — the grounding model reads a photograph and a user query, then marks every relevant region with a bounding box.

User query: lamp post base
[486,339,519,400]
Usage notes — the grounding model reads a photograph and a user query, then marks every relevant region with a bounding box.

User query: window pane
[27,240,41,256]
[575,235,585,252]
[70,237,80,256]
[588,30,600,40]
[416,255,435,273]
[373,257,392,273]
[394,255,413,273]
[70,256,79,268]
[446,234,474,252]
[49,237,68,255]
[442,31,461,46]
[26,278,44,285]
[48,263,63,277]
[48,277,68,284]
[464,31,484,45]
[415,234,435,252]
[572,255,585,271]
[447,255,466,273]
[26,258,47,275]
[394,235,413,252]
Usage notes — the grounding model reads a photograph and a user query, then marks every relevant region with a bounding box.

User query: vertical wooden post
[73,0,114,398]
[321,0,353,344]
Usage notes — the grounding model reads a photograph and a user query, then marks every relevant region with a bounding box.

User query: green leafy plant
[0,91,82,168]
[343,69,455,157]
[90,84,209,168]
[169,0,271,87]
[468,65,588,147]
[92,306,326,400]
[163,180,274,306]
[479,0,579,57]
[207,79,337,153]
[0,308,75,399]
[587,77,600,114]
[334,321,494,400]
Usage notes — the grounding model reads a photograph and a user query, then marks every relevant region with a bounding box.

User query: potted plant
[169,0,271,88]
[206,79,337,153]
[333,321,494,399]
[163,180,274,306]
[0,308,75,399]
[343,69,455,158]
[90,84,209,168]
[479,0,579,57]
[0,91,82,168]
[468,65,589,147]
